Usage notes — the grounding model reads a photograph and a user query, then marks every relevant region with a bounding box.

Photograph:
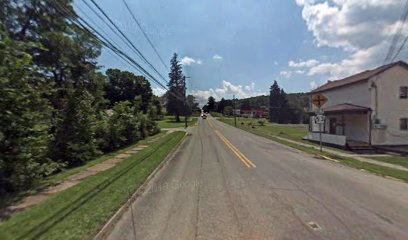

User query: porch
[304,103,372,147]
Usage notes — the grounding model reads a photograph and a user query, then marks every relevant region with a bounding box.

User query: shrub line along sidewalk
[272,135,408,172]
[1,131,170,222]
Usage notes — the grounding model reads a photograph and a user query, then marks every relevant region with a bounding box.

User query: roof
[323,103,371,114]
[311,61,408,93]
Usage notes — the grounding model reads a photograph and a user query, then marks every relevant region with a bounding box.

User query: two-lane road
[106,116,408,240]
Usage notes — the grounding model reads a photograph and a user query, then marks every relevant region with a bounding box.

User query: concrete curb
[93,132,189,240]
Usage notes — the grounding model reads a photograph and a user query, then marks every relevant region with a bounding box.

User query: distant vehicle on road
[201,114,207,119]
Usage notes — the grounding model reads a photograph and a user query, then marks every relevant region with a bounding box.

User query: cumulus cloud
[310,80,318,90]
[152,87,166,97]
[181,56,202,65]
[288,59,319,68]
[296,0,407,79]
[191,80,266,105]
[280,71,292,79]
[213,54,223,61]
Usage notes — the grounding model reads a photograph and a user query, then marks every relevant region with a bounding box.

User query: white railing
[304,132,347,146]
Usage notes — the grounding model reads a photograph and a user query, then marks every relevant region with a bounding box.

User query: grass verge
[156,116,197,128]
[0,131,167,210]
[369,156,408,169]
[219,118,408,183]
[0,131,185,240]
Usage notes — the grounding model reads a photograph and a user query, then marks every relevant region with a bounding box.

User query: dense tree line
[0,1,162,194]
[208,81,309,123]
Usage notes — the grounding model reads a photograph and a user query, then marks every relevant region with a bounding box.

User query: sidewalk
[273,136,408,172]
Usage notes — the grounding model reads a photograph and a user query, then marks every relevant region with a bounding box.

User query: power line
[48,0,185,102]
[88,0,169,84]
[122,0,169,71]
[384,0,408,63]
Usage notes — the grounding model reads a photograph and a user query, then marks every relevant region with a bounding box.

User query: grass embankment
[0,131,185,240]
[370,156,408,169]
[0,132,168,210]
[156,116,197,128]
[220,117,408,183]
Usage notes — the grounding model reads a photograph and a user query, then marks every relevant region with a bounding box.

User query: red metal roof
[323,103,371,114]
[311,61,408,93]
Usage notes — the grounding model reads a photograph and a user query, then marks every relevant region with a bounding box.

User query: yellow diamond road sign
[311,93,328,108]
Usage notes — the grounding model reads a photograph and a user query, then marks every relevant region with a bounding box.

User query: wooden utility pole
[233,95,237,127]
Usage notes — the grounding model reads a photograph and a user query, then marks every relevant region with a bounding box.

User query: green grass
[0,132,167,210]
[156,116,197,128]
[0,131,185,240]
[370,156,408,169]
[219,117,408,183]
[220,117,308,141]
[220,117,350,153]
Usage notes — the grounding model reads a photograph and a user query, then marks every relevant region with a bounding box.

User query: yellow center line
[211,127,256,168]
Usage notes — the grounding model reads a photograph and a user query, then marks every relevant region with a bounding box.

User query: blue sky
[75,0,407,103]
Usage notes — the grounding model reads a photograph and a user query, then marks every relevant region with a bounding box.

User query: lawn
[219,117,408,183]
[370,156,408,169]
[156,116,197,128]
[0,132,167,210]
[220,117,308,141]
[0,131,185,240]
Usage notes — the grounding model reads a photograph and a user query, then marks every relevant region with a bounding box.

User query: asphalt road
[106,116,408,240]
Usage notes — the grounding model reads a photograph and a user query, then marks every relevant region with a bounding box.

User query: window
[400,118,408,130]
[400,86,408,99]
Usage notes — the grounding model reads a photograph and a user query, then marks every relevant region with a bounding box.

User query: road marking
[208,121,214,128]
[214,129,256,168]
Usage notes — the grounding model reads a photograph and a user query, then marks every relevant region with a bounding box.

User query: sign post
[311,93,328,153]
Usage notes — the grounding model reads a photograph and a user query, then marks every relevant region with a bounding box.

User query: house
[240,108,268,118]
[304,61,408,147]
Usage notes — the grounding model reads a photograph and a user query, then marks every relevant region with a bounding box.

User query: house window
[400,86,408,99]
[400,118,408,130]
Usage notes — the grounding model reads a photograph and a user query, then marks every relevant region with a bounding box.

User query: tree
[52,90,100,166]
[186,95,199,116]
[217,97,226,113]
[207,96,216,111]
[105,69,152,112]
[269,81,281,123]
[223,106,234,116]
[0,30,56,192]
[166,53,186,122]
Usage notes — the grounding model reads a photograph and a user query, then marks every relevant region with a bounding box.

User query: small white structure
[305,61,408,147]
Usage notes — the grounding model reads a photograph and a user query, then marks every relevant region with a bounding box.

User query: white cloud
[280,71,292,79]
[310,80,318,90]
[296,0,407,79]
[273,61,279,66]
[288,59,319,68]
[181,56,202,65]
[191,80,266,105]
[213,54,223,61]
[152,87,166,97]
[295,70,305,74]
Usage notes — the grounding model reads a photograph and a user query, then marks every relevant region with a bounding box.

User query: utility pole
[233,95,237,127]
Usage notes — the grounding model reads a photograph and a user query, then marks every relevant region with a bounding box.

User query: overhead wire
[122,0,169,71]
[48,0,185,101]
[88,0,169,85]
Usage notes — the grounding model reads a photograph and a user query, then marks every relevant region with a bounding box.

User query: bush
[258,119,265,126]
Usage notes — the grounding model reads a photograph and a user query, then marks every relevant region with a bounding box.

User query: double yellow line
[208,121,256,168]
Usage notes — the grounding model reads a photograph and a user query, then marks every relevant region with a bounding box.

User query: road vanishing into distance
[106,116,408,240]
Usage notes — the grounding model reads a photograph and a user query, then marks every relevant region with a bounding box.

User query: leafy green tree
[207,96,216,111]
[0,30,56,192]
[52,90,100,166]
[166,53,186,122]
[105,69,152,112]
[223,106,234,116]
